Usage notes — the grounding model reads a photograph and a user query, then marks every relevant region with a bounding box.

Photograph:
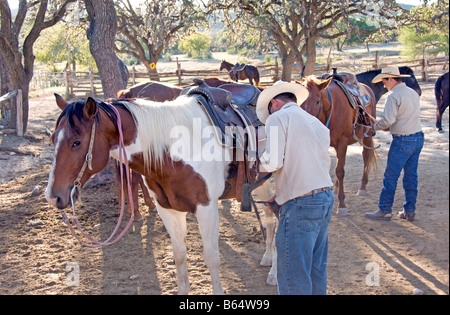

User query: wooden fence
[0,89,23,136]
[31,54,448,97]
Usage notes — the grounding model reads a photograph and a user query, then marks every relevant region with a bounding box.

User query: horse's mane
[116,96,197,169]
[299,75,324,88]
[56,99,119,135]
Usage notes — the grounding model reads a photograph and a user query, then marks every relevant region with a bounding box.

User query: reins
[59,104,135,248]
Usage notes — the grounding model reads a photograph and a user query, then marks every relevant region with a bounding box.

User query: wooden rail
[38,55,448,97]
[0,89,23,136]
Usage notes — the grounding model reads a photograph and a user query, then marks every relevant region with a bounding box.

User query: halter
[59,104,135,248]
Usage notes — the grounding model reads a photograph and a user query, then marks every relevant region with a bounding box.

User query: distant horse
[45,94,276,294]
[435,72,449,132]
[300,76,378,215]
[356,66,421,104]
[219,60,260,86]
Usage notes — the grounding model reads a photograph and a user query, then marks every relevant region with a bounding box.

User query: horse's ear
[54,93,68,111]
[83,97,98,120]
[319,77,333,91]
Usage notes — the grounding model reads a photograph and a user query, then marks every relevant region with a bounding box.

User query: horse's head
[45,95,114,209]
[399,66,422,96]
[298,76,332,113]
[219,60,225,71]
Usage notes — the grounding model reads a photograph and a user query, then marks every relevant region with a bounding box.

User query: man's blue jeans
[379,132,424,214]
[276,189,334,295]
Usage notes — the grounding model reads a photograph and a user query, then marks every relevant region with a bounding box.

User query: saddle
[322,69,378,142]
[182,78,265,202]
[182,78,263,147]
[321,69,371,109]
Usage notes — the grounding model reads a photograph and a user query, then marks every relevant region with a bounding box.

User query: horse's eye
[72,140,82,148]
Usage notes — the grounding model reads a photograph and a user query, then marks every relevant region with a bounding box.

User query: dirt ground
[0,77,448,295]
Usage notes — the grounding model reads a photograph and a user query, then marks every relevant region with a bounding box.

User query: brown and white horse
[45,95,276,294]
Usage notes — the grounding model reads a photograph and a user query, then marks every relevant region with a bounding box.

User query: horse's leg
[436,105,444,132]
[157,205,190,295]
[130,171,143,221]
[245,69,254,85]
[253,183,277,286]
[335,142,349,216]
[138,176,156,211]
[357,138,376,197]
[196,201,224,295]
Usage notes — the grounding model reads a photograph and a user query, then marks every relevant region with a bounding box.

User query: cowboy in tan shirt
[365,66,424,222]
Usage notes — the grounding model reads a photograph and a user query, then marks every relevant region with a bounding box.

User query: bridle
[312,87,333,128]
[58,104,135,248]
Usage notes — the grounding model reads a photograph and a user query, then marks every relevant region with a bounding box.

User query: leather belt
[300,186,333,198]
[392,131,424,138]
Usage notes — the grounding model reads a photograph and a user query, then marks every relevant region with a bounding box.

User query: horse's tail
[362,137,379,176]
[253,66,260,86]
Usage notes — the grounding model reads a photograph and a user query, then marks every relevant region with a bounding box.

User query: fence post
[374,51,380,69]
[421,49,429,82]
[177,57,182,86]
[132,66,136,86]
[16,89,23,137]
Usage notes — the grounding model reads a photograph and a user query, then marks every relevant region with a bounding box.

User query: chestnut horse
[45,95,276,294]
[300,76,378,215]
[219,60,260,86]
[117,81,182,100]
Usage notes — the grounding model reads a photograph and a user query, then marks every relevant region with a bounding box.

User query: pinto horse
[300,76,378,215]
[219,60,260,86]
[356,66,422,104]
[435,72,449,132]
[45,94,276,294]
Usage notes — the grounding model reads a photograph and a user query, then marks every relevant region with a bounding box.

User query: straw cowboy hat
[256,80,309,124]
[371,65,411,84]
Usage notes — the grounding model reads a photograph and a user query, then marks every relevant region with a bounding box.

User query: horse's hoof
[260,255,272,267]
[356,189,368,196]
[266,273,277,286]
[336,208,349,216]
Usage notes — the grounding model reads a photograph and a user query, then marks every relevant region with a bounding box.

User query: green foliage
[399,0,449,58]
[178,33,212,59]
[399,26,448,58]
[34,24,95,71]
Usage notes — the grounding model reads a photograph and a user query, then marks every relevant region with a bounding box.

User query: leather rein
[59,104,135,248]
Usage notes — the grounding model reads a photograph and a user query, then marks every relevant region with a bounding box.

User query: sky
[6,0,429,11]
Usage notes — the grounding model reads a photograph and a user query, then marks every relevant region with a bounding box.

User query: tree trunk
[280,52,296,82]
[303,36,317,76]
[84,0,127,98]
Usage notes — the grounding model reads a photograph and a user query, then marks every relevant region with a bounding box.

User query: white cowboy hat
[256,80,309,124]
[371,65,411,84]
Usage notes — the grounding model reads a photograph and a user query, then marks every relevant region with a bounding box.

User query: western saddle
[182,78,265,202]
[321,68,371,109]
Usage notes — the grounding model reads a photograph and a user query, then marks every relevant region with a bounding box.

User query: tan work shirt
[374,83,422,135]
[259,103,333,205]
